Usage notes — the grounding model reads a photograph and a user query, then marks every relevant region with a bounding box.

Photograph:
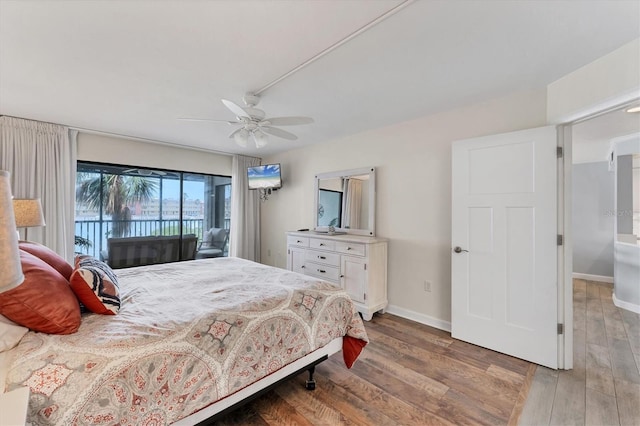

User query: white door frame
[558,124,572,369]
[556,90,640,369]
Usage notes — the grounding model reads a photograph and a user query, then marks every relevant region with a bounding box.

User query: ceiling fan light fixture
[253,130,268,148]
[234,128,250,148]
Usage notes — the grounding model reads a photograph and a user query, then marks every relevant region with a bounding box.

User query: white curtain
[0,116,77,262]
[344,178,363,230]
[229,154,261,261]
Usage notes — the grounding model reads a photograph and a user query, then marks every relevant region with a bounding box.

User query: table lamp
[13,198,45,241]
[0,171,24,292]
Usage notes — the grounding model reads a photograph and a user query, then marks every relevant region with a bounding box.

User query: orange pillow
[0,250,81,334]
[70,256,120,315]
[19,241,73,280]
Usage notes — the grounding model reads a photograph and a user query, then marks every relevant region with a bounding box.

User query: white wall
[547,38,640,123]
[261,89,547,325]
[77,133,232,176]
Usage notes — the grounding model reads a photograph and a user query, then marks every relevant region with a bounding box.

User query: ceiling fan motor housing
[244,107,265,120]
[243,93,260,107]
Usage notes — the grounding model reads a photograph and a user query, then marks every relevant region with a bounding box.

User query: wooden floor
[216,313,535,425]
[520,280,640,426]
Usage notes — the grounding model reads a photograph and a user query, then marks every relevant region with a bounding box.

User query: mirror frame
[314,167,376,236]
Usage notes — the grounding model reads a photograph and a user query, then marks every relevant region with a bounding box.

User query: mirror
[314,167,375,236]
[615,152,640,245]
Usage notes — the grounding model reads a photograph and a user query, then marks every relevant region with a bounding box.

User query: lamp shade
[0,171,25,292]
[13,199,45,228]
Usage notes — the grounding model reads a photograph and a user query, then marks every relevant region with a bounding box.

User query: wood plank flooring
[215,314,534,425]
[520,279,640,426]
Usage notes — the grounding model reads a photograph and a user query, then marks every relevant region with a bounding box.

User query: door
[341,256,366,303]
[452,126,559,368]
[288,247,306,275]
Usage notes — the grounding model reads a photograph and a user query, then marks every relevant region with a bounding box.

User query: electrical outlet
[424,280,432,292]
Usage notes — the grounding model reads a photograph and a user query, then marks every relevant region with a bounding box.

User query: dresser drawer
[335,241,366,256]
[309,238,335,251]
[287,236,309,247]
[305,249,340,267]
[305,262,340,282]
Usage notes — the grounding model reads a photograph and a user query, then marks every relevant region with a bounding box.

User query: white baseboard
[612,293,640,314]
[572,273,614,284]
[385,305,451,333]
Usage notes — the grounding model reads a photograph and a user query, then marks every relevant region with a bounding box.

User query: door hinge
[364,293,367,300]
[364,264,367,271]
[557,235,563,246]
[287,249,290,255]
[557,147,563,158]
[557,323,564,334]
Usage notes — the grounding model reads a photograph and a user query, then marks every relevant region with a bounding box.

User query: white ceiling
[1,0,639,157]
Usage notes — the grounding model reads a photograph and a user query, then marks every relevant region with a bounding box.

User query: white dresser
[286,231,387,320]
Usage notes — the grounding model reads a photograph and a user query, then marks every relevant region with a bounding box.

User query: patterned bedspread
[3,257,368,425]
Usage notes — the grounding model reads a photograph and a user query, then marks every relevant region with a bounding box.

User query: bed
[1,256,368,425]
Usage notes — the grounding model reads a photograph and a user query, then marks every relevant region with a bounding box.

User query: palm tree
[76,173,158,238]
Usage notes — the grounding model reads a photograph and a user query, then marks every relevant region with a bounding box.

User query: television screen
[247,164,282,190]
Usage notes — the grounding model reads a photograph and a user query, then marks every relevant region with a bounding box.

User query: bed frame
[174,337,343,425]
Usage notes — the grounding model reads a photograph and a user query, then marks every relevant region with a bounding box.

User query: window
[75,162,231,264]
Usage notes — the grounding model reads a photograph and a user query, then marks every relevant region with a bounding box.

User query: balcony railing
[75,218,230,259]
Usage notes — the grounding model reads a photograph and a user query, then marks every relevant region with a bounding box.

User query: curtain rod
[70,126,235,157]
[1,114,234,157]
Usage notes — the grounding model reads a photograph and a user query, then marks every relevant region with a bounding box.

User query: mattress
[3,257,368,425]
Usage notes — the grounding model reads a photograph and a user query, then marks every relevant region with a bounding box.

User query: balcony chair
[195,228,229,259]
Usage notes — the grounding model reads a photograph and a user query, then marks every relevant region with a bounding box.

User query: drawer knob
[318,269,326,273]
[319,243,325,246]
[297,240,302,243]
[301,265,305,269]
[340,275,344,278]
[318,256,326,259]
[347,247,352,250]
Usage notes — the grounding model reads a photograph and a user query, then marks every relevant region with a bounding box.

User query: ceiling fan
[179,93,314,148]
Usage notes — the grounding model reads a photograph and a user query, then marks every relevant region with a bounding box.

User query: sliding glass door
[75,162,231,264]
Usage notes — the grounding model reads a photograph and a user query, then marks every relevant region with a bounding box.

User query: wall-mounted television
[247,163,282,190]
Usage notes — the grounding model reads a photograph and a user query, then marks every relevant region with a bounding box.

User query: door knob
[453,246,469,253]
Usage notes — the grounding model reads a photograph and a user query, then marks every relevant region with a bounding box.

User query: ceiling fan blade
[222,99,250,119]
[262,127,298,141]
[228,128,243,138]
[178,117,239,124]
[262,117,314,126]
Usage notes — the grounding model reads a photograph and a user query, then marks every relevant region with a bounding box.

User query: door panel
[288,247,306,275]
[452,125,558,369]
[468,141,535,194]
[342,256,366,303]
[506,207,535,330]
